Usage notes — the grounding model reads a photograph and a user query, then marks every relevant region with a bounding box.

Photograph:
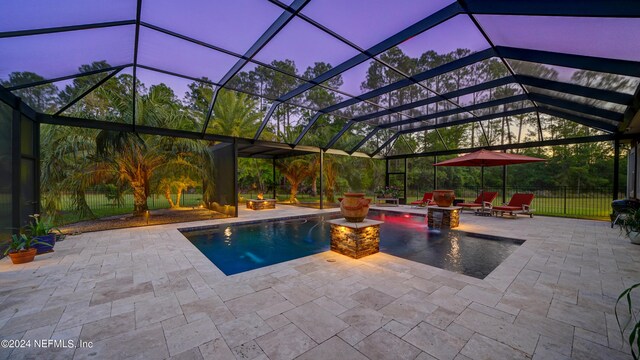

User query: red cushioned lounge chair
[491,193,535,218]
[410,192,434,207]
[458,191,498,213]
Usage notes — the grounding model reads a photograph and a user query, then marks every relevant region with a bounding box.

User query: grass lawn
[55,193,204,225]
[53,192,611,225]
[255,193,612,220]
[523,197,611,220]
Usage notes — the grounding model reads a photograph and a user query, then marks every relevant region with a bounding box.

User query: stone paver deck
[1,205,639,359]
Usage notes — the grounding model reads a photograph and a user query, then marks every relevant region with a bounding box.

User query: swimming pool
[180,210,524,278]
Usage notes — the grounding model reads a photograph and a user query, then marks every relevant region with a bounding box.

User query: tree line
[1,45,629,219]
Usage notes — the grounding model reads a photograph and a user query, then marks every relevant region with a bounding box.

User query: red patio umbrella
[433,149,545,191]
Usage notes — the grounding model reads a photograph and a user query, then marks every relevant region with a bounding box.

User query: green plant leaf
[615,282,640,359]
[630,324,640,360]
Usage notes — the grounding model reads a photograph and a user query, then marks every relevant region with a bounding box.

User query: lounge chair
[492,193,535,218]
[410,192,434,207]
[458,191,498,214]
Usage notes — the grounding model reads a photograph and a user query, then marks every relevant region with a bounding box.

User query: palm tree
[40,124,98,221]
[276,158,314,203]
[306,155,320,196]
[38,64,138,222]
[207,89,271,198]
[324,158,340,203]
[207,89,263,138]
[156,174,198,208]
[94,134,162,215]
[95,130,211,216]
[93,82,212,216]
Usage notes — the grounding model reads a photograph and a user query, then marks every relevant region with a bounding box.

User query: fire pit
[246,193,276,210]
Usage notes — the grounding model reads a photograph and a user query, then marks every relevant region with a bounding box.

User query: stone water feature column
[328,219,383,259]
[427,206,462,229]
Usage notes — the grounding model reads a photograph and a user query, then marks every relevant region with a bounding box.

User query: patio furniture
[611,198,640,228]
[434,150,544,189]
[492,193,535,218]
[410,192,434,207]
[458,191,498,214]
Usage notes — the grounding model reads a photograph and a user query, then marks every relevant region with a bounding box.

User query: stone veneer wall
[427,208,460,228]
[330,223,380,259]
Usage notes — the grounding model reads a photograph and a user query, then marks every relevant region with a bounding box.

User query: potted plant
[375,186,400,199]
[619,208,640,245]
[26,214,56,254]
[3,234,50,264]
[615,282,640,359]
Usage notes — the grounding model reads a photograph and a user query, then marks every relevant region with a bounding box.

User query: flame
[257,193,264,200]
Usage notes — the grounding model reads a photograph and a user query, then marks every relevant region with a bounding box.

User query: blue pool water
[181,211,524,278]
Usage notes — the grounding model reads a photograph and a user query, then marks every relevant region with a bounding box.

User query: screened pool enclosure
[1,0,640,233]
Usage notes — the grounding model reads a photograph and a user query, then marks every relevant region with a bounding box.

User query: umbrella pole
[481,166,485,214]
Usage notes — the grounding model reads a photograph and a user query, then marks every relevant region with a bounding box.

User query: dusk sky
[1,0,639,106]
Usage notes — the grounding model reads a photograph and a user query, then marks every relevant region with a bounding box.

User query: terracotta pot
[433,190,455,207]
[8,248,37,264]
[340,193,371,222]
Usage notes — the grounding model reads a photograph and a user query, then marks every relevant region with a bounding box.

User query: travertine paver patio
[1,205,639,360]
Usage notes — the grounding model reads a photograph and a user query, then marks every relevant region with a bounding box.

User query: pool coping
[177,210,341,233]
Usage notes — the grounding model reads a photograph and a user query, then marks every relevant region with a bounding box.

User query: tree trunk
[286,111,290,138]
[253,159,265,192]
[73,189,95,219]
[132,180,148,216]
[471,123,475,148]
[290,183,299,203]
[175,186,184,208]
[163,186,176,208]
[326,187,335,203]
[311,175,317,197]
[518,117,523,143]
